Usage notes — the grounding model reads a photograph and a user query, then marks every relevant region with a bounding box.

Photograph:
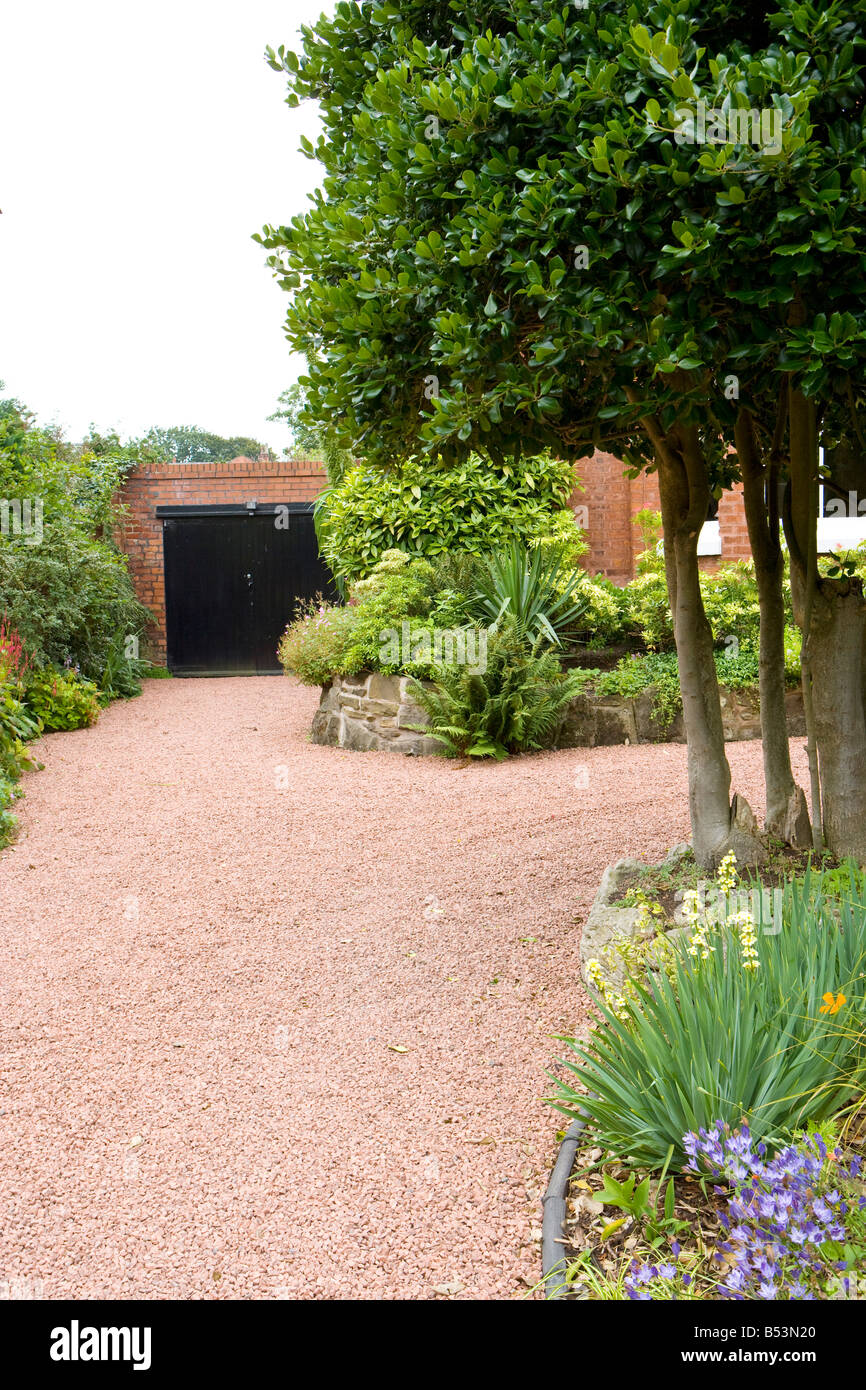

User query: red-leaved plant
[0,613,32,686]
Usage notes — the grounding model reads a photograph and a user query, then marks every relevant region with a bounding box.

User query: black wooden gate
[159,504,336,675]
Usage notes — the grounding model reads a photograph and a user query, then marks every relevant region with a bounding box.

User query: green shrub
[528,507,588,567]
[784,622,802,679]
[701,561,767,652]
[0,531,149,684]
[551,863,866,1169]
[320,452,578,579]
[570,573,634,648]
[625,555,792,655]
[278,601,362,685]
[98,633,145,703]
[278,550,486,685]
[625,568,675,650]
[0,775,22,848]
[0,678,40,782]
[0,621,42,845]
[632,508,664,574]
[407,623,584,759]
[25,669,101,731]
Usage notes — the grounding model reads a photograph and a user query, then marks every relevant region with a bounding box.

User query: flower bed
[543,854,866,1301]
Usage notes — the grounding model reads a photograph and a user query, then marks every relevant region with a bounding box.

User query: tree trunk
[784,382,866,861]
[654,430,765,870]
[736,410,811,846]
[807,582,866,861]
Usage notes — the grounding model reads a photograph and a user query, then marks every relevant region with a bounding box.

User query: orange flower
[819,991,846,1015]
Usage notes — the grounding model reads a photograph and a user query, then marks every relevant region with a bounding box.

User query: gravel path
[0,677,809,1300]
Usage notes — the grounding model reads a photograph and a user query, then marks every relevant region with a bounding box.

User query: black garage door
[160,505,337,675]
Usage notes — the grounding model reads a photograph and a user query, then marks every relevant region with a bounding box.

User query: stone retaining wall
[310,673,806,755]
[311,672,442,754]
[555,685,805,748]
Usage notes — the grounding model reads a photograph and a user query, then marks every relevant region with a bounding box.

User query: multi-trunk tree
[259,0,866,867]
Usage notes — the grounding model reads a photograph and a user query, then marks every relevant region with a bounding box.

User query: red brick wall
[718,481,752,562]
[117,457,328,663]
[571,450,750,583]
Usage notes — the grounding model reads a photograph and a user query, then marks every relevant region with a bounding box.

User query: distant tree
[144,425,275,464]
[269,383,353,485]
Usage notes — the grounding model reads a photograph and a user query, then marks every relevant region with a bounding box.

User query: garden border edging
[541,1114,587,1299]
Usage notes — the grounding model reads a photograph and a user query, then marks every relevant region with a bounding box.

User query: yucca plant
[466,538,587,648]
[550,866,866,1169]
[408,623,583,759]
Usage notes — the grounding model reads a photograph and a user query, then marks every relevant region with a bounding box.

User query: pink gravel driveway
[0,677,809,1299]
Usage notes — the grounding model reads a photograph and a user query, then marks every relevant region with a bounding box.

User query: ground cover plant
[553,1118,866,1301]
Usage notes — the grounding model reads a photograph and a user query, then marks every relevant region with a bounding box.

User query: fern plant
[407,623,584,759]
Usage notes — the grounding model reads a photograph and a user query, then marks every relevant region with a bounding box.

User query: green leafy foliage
[0,532,150,684]
[570,573,635,650]
[0,393,150,682]
[278,549,477,684]
[318,453,578,579]
[598,1170,653,1222]
[258,3,866,477]
[407,623,585,759]
[550,866,866,1169]
[143,425,275,464]
[278,600,362,686]
[24,669,101,732]
[594,645,799,731]
[98,634,144,703]
[596,652,684,729]
[0,677,40,780]
[0,616,42,847]
[578,555,792,655]
[269,383,353,483]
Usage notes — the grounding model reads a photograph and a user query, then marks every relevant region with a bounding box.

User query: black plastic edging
[541,1115,587,1299]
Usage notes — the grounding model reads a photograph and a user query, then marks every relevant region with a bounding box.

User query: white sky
[0,0,335,454]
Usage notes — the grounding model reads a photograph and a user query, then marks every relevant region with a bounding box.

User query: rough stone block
[553,694,595,748]
[367,673,402,703]
[310,709,340,746]
[364,698,400,717]
[633,691,684,744]
[396,701,429,730]
[593,701,638,746]
[318,681,341,713]
[339,718,381,753]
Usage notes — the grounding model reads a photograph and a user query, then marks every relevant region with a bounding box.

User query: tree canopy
[259,0,866,865]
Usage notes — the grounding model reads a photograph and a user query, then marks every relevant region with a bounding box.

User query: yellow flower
[716,851,739,895]
[819,991,846,1015]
